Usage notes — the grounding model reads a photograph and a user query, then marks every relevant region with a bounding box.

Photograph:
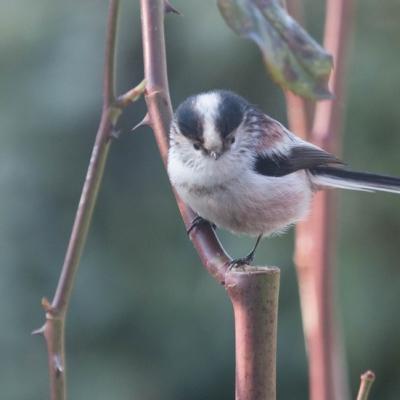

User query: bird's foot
[228,253,255,270]
[228,234,263,270]
[187,216,215,235]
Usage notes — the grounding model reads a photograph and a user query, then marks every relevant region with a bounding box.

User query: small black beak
[209,151,221,160]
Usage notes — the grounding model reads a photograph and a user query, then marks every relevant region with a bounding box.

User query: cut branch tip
[356,370,375,400]
[361,370,375,381]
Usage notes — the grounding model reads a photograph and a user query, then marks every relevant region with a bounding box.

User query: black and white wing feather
[254,145,343,177]
[252,117,400,194]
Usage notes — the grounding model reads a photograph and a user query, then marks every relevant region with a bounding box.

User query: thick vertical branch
[285,1,355,400]
[227,267,280,400]
[140,2,279,399]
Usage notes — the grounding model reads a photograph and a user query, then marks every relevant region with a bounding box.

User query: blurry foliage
[0,0,400,399]
[218,0,333,99]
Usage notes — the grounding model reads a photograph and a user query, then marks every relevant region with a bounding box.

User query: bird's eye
[230,137,235,144]
[193,143,201,150]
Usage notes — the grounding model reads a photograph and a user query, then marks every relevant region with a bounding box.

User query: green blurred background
[1,0,400,398]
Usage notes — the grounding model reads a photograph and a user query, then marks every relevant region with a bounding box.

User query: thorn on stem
[131,113,151,132]
[164,0,182,15]
[32,325,45,336]
[53,354,64,377]
[110,129,121,139]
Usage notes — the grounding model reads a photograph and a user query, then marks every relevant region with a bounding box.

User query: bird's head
[170,90,248,161]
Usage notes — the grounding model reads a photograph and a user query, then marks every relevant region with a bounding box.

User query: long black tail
[310,166,400,194]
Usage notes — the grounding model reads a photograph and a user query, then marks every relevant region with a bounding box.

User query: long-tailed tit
[167,90,400,264]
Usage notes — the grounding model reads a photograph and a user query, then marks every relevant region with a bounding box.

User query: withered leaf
[217,0,333,99]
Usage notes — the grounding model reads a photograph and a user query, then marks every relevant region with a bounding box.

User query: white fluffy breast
[168,145,313,237]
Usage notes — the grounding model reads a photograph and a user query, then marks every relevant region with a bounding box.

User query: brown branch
[226,267,280,400]
[285,1,355,400]
[140,1,279,399]
[34,2,144,399]
[140,0,230,283]
[356,371,375,400]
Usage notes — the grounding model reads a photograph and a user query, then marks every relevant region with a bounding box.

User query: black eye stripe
[175,97,204,141]
[178,117,203,138]
[173,91,248,143]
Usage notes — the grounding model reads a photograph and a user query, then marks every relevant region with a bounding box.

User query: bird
[167,89,400,265]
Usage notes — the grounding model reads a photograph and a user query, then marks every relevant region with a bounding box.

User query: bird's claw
[228,254,255,270]
[227,234,262,270]
[187,216,215,235]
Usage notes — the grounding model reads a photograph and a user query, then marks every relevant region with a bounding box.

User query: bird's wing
[243,109,343,177]
[254,141,343,177]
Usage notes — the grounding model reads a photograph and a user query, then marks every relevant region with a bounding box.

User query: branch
[356,371,375,400]
[140,1,279,399]
[285,1,355,400]
[34,2,144,399]
[226,267,280,400]
[140,0,230,282]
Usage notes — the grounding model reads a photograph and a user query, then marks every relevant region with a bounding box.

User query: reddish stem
[286,1,355,399]
[34,2,140,399]
[140,0,230,282]
[356,371,375,400]
[227,267,280,400]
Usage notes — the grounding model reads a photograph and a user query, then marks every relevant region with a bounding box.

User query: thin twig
[35,2,144,399]
[356,371,375,400]
[140,2,279,399]
[51,0,120,325]
[285,1,355,400]
[116,79,147,108]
